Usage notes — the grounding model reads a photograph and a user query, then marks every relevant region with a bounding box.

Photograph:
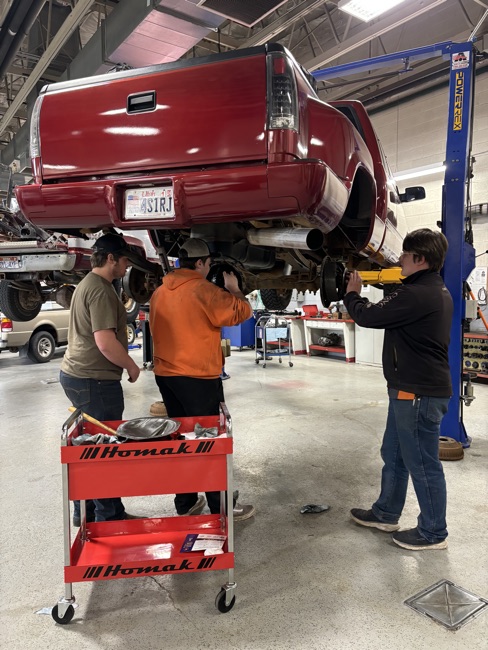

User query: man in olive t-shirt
[60,233,141,525]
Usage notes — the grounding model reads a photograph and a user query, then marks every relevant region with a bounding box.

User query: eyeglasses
[400,251,417,256]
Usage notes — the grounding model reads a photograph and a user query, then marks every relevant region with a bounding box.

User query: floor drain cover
[405,579,488,631]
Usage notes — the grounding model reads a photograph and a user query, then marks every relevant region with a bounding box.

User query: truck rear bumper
[0,252,77,276]
[16,161,349,232]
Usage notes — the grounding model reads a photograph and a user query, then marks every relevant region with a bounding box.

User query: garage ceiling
[0,0,487,171]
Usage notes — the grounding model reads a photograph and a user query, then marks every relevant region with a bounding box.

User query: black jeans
[155,375,224,515]
[60,370,126,522]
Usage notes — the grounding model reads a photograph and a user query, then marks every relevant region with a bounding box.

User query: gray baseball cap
[179,238,211,260]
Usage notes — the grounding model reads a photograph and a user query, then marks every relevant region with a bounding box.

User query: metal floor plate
[405,579,488,631]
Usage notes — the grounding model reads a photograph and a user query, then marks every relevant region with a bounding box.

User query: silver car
[0,302,69,363]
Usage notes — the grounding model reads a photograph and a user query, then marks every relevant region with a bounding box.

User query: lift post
[440,42,476,444]
[313,41,477,445]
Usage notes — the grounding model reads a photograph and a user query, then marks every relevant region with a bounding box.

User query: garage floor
[0,343,487,649]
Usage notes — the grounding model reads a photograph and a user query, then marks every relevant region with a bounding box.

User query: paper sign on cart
[180,534,226,553]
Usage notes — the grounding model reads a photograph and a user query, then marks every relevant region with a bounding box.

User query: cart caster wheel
[215,588,236,613]
[255,359,259,364]
[279,357,282,363]
[289,362,293,367]
[52,604,75,625]
[263,363,266,368]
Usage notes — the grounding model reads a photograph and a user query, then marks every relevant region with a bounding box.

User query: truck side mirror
[399,186,426,202]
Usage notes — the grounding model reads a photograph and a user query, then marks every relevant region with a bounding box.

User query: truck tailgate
[39,55,268,180]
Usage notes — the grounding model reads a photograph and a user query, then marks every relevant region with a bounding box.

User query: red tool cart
[52,405,236,624]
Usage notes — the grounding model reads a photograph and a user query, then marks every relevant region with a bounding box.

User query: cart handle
[61,407,83,445]
[220,402,233,438]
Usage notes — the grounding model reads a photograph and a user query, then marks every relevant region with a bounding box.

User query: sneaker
[392,528,448,550]
[72,514,95,527]
[233,502,255,522]
[180,494,206,516]
[350,508,400,532]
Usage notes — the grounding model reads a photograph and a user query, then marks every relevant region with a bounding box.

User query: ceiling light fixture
[338,0,407,22]
[394,163,446,182]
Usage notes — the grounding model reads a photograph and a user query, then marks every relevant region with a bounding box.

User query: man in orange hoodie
[150,238,255,520]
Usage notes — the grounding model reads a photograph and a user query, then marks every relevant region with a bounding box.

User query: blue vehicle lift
[313,41,477,445]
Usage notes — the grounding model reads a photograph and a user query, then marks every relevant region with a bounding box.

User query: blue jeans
[60,371,126,522]
[371,396,449,543]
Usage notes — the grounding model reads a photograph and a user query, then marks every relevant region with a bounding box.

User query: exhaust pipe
[247,228,324,251]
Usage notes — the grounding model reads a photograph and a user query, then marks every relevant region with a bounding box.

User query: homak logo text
[83,556,217,579]
[79,440,215,460]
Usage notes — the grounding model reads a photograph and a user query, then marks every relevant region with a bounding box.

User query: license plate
[125,186,175,220]
[0,256,21,270]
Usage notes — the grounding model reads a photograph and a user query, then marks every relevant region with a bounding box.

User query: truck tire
[123,296,140,323]
[126,322,136,345]
[27,330,56,363]
[0,281,43,321]
[113,279,140,322]
[260,289,292,311]
[207,262,244,292]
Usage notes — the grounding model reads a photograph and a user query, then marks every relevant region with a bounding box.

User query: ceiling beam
[240,0,325,48]
[0,0,94,138]
[3,64,60,82]
[303,0,448,71]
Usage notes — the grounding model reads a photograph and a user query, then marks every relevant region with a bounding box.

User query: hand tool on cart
[68,407,118,436]
[67,408,180,440]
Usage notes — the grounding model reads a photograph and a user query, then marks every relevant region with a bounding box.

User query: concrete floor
[0,341,487,649]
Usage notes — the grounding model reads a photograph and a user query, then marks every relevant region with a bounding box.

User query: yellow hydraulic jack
[324,265,405,305]
[356,267,404,285]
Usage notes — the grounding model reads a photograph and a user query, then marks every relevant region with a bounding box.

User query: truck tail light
[1,317,13,333]
[266,52,298,131]
[29,95,44,160]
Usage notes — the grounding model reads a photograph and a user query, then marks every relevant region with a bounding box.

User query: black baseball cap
[92,233,140,261]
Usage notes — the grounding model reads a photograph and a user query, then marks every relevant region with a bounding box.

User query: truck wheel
[121,269,153,315]
[319,262,345,307]
[113,278,140,322]
[260,289,292,311]
[27,331,56,363]
[207,262,245,293]
[126,322,136,345]
[0,281,43,321]
[123,295,139,323]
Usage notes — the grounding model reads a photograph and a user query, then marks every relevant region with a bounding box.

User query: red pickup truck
[14,43,423,312]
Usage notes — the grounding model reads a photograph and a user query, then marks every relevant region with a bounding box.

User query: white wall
[370,73,488,331]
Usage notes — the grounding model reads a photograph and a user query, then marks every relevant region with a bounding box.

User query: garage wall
[371,73,488,332]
